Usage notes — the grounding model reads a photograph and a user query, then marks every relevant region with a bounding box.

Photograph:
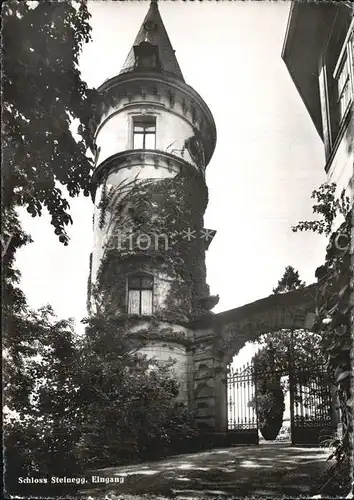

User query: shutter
[141,290,153,315]
[318,64,332,158]
[128,290,140,314]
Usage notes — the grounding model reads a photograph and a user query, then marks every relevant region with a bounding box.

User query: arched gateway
[191,284,336,446]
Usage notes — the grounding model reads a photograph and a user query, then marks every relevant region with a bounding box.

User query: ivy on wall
[98,177,108,230]
[133,325,193,348]
[183,126,205,171]
[293,182,353,495]
[92,167,213,325]
[313,209,353,494]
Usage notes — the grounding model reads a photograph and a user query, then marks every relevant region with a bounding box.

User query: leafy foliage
[2,0,98,410]
[92,169,212,323]
[254,330,324,372]
[2,0,97,244]
[2,8,99,490]
[249,266,325,439]
[252,267,324,382]
[312,209,353,493]
[273,265,305,294]
[2,208,32,318]
[2,9,104,490]
[4,305,81,496]
[254,385,285,440]
[292,183,351,236]
[250,329,325,433]
[318,431,351,497]
[4,310,194,496]
[249,344,286,437]
[75,316,194,468]
[183,126,205,171]
[2,4,196,495]
[293,182,353,495]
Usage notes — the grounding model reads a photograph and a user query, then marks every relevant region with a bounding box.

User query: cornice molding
[91,149,205,196]
[97,72,217,164]
[94,100,201,145]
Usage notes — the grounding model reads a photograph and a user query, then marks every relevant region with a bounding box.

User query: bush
[4,313,195,496]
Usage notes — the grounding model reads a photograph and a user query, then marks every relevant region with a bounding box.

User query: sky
[15,0,328,336]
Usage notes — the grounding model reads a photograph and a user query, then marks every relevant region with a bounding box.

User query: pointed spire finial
[119,0,184,81]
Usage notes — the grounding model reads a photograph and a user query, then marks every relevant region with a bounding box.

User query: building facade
[282,3,353,444]
[282,2,354,198]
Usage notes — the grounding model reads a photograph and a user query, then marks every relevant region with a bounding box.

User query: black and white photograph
[2,0,353,498]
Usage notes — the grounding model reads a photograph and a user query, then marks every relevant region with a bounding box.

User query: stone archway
[191,285,318,435]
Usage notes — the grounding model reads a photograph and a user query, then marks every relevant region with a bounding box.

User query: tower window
[133,41,160,70]
[133,116,156,149]
[128,274,153,315]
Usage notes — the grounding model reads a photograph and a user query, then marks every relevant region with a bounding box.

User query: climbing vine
[92,167,213,324]
[293,182,353,495]
[184,126,205,171]
[313,209,352,495]
[98,177,108,229]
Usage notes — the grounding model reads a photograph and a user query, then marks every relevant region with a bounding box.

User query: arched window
[127,274,153,315]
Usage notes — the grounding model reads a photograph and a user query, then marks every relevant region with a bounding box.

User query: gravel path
[82,443,333,499]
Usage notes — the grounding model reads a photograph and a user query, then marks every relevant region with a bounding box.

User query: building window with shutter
[321,15,353,152]
[335,52,353,123]
[127,274,153,315]
[132,116,156,149]
[330,18,354,136]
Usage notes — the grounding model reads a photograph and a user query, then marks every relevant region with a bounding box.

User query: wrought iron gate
[227,356,335,446]
[227,362,259,444]
[290,361,335,445]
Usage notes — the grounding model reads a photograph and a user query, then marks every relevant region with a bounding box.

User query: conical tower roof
[119,0,185,82]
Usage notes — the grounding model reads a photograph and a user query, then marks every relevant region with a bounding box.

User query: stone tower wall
[89,75,216,405]
[95,97,200,170]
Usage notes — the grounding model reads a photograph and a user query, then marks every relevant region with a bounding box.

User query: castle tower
[88,1,217,402]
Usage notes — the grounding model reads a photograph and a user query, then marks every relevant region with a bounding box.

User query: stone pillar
[192,332,228,446]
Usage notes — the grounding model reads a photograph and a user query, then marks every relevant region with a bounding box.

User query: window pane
[338,57,349,93]
[339,83,351,120]
[141,277,153,289]
[133,132,144,149]
[134,117,155,126]
[128,277,141,289]
[145,132,156,149]
[141,290,153,315]
[128,290,140,314]
[336,54,352,121]
[132,117,156,150]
